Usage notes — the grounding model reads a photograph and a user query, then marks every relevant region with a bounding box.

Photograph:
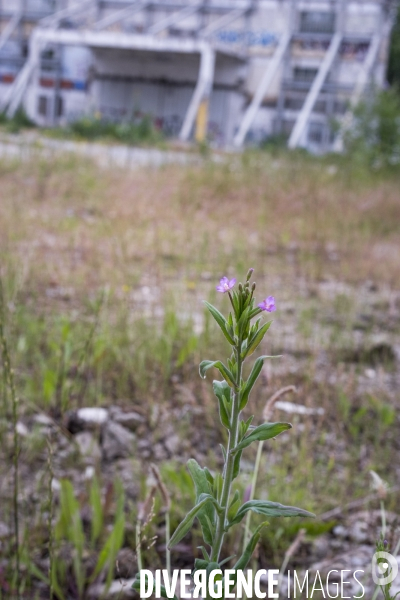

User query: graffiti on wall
[216,30,278,47]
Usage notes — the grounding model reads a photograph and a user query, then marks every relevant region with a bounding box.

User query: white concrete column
[5,28,43,117]
[233,32,291,147]
[179,43,215,142]
[288,32,342,150]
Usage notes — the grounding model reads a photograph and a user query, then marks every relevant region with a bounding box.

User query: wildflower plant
[133,269,314,598]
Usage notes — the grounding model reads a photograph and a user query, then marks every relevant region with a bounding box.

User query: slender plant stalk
[371,499,398,600]
[135,522,143,572]
[210,339,242,563]
[165,510,171,578]
[277,529,305,597]
[150,463,172,578]
[381,500,387,539]
[47,439,55,599]
[0,279,21,600]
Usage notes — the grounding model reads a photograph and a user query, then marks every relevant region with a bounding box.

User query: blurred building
[0,0,396,151]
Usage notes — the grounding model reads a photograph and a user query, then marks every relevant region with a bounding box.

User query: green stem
[211,342,242,563]
[165,510,171,578]
[47,439,54,600]
[380,500,386,539]
[136,521,143,572]
[0,281,20,600]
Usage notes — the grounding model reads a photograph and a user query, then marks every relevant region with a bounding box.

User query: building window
[56,96,63,117]
[293,67,318,82]
[308,122,324,143]
[300,12,335,34]
[38,95,48,116]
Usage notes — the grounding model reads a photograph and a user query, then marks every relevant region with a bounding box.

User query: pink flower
[258,296,276,312]
[216,276,236,293]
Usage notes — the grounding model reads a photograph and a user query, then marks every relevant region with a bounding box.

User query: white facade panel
[0,0,395,151]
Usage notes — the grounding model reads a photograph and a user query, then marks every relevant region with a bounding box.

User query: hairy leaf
[199,360,237,389]
[169,493,215,548]
[237,306,251,340]
[187,459,214,546]
[198,546,210,561]
[223,522,269,595]
[242,321,272,359]
[220,444,227,461]
[240,415,254,438]
[232,448,243,480]
[239,355,280,409]
[218,396,230,429]
[227,490,241,521]
[232,422,292,453]
[204,301,235,345]
[229,500,315,527]
[213,380,231,404]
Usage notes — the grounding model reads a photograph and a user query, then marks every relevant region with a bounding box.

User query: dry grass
[0,150,399,597]
[1,153,399,310]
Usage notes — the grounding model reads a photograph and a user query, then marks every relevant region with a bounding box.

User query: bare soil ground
[0,150,399,598]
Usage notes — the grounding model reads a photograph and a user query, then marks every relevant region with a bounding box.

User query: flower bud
[252,282,256,291]
[246,268,254,282]
[238,283,243,292]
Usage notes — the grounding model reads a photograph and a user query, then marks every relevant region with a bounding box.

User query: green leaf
[229,500,315,527]
[218,397,230,429]
[203,467,214,487]
[222,522,269,595]
[90,477,104,546]
[240,415,254,438]
[249,307,262,319]
[232,449,243,480]
[213,380,231,404]
[204,301,235,345]
[194,558,210,571]
[198,546,210,561]
[235,521,268,570]
[213,473,223,502]
[237,306,251,339]
[227,490,241,521]
[232,422,292,453]
[239,355,280,409]
[213,381,232,430]
[92,512,125,581]
[199,360,237,389]
[169,493,215,548]
[241,321,272,359]
[92,482,125,587]
[187,459,214,546]
[219,554,236,567]
[220,444,227,461]
[231,291,240,319]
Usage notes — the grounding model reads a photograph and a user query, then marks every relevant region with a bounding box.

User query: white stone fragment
[77,407,108,425]
[275,401,325,416]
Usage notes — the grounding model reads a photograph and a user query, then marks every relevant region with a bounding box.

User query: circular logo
[372,552,398,586]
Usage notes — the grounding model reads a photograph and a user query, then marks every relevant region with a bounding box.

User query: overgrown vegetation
[343,88,400,169]
[388,1,400,89]
[65,114,164,146]
[0,108,35,134]
[0,152,399,598]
